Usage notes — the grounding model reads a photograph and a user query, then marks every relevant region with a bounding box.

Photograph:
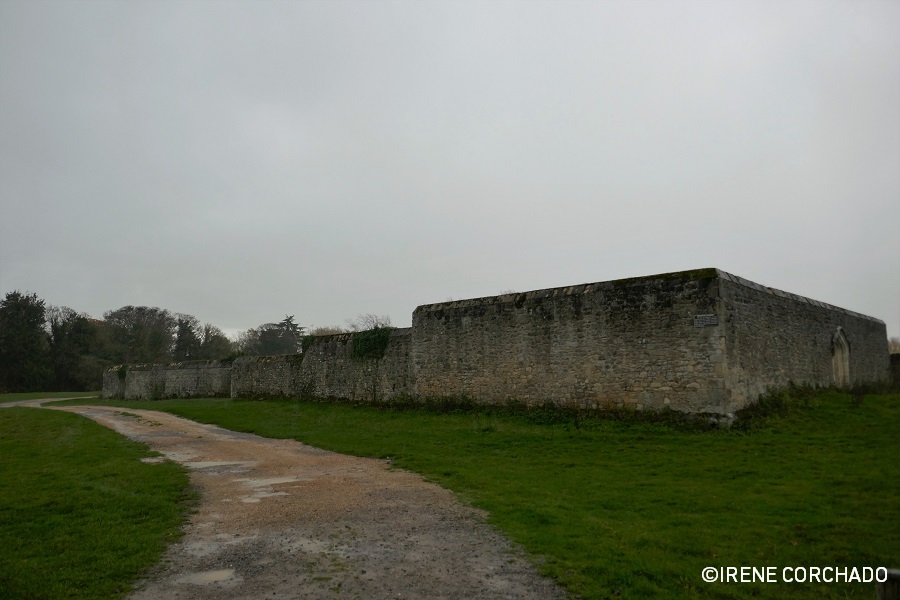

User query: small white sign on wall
[693,314,719,327]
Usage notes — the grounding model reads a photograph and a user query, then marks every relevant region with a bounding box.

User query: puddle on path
[177,569,237,585]
[183,534,258,558]
[186,460,257,470]
[234,475,307,503]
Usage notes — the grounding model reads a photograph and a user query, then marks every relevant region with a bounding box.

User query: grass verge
[0,391,99,404]
[51,390,899,599]
[0,408,194,599]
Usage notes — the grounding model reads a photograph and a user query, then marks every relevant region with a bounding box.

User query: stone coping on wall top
[413,267,884,325]
[414,268,720,313]
[107,360,233,372]
[232,354,304,365]
[304,327,412,343]
[108,329,416,372]
[715,269,884,325]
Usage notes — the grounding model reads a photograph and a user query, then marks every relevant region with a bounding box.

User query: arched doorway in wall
[832,328,850,387]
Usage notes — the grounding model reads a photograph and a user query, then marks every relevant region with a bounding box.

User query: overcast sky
[1,0,898,339]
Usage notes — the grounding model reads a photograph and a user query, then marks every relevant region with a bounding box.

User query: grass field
[51,388,900,599]
[0,407,193,599]
[0,391,99,404]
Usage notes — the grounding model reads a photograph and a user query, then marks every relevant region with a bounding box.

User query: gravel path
[9,400,566,599]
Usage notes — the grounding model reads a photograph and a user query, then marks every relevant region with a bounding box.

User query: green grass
[0,408,194,599]
[50,390,899,599]
[0,391,99,404]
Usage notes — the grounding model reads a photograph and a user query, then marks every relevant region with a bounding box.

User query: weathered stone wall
[163,361,232,398]
[411,269,726,412]
[718,271,890,409]
[103,361,232,400]
[122,364,167,400]
[100,268,890,414]
[891,354,900,385]
[297,328,412,401]
[231,355,304,398]
[101,368,125,399]
[229,329,412,400]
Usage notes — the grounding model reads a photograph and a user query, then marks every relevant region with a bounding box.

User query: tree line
[0,290,311,393]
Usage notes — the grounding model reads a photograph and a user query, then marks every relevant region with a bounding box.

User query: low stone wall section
[163,360,232,398]
[102,361,232,400]
[101,368,125,399]
[230,329,412,401]
[122,364,167,400]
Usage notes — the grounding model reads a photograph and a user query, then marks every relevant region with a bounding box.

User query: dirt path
[9,400,565,599]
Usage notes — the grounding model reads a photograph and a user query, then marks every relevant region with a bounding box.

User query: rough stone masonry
[103,268,890,415]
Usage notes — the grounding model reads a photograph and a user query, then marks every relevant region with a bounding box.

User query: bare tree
[307,325,348,336]
[345,313,392,332]
[889,337,900,354]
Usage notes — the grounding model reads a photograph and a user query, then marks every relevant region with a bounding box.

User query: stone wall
[102,361,231,400]
[231,355,304,398]
[229,329,412,400]
[123,364,166,400]
[101,368,125,399]
[718,271,890,410]
[296,328,412,401]
[411,269,725,412]
[100,268,890,413]
[890,354,900,385]
[163,361,232,398]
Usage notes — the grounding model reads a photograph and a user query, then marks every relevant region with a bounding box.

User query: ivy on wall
[351,327,394,361]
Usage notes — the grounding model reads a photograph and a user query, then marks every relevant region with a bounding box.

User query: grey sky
[1,0,898,339]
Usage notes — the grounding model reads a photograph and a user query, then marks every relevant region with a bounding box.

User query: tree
[0,291,50,392]
[46,305,100,391]
[197,323,234,359]
[235,326,262,356]
[103,306,176,363]
[274,315,304,353]
[173,314,201,361]
[257,315,304,355]
[236,316,305,356]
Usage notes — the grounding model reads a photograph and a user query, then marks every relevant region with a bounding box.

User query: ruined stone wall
[718,271,889,408]
[411,269,726,412]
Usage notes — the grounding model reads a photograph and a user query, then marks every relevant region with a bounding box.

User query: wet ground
[4,400,565,599]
